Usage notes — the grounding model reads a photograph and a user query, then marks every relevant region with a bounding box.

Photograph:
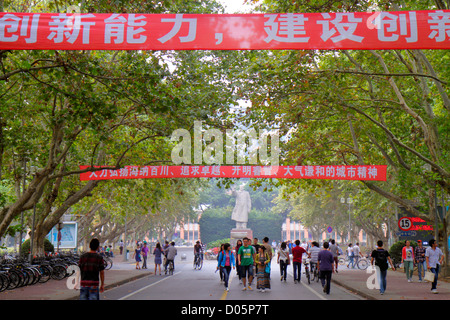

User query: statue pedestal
[230,228,253,247]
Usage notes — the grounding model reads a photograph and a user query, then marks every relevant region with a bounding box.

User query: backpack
[374,249,388,269]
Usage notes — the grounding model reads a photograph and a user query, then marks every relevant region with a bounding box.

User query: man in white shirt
[425,239,444,294]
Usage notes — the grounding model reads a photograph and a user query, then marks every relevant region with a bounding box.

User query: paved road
[101,247,364,301]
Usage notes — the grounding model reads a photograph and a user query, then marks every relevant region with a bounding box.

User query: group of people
[277,239,338,294]
[136,240,177,275]
[400,239,444,293]
[215,236,338,295]
[369,238,445,295]
[218,237,273,293]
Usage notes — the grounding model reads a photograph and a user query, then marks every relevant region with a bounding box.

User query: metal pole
[123,211,128,261]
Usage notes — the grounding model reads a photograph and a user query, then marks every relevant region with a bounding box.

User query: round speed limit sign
[398,217,412,231]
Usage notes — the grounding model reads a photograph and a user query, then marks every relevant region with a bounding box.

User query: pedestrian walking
[317,241,334,294]
[262,237,273,280]
[133,244,142,269]
[217,243,235,291]
[153,242,163,275]
[346,243,354,268]
[292,239,307,283]
[277,241,290,282]
[370,240,396,295]
[255,245,271,292]
[78,238,105,300]
[353,242,363,266]
[218,244,225,283]
[328,239,339,273]
[414,240,427,282]
[235,239,243,284]
[141,241,149,269]
[237,237,256,291]
[401,240,415,282]
[425,239,444,294]
[119,240,124,255]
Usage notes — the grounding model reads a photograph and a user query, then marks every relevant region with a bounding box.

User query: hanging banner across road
[79,165,387,181]
[1,11,449,51]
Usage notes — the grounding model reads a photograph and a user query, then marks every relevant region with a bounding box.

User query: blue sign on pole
[327,226,333,233]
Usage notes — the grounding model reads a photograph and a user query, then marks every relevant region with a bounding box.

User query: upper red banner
[79,165,387,181]
[0,10,449,50]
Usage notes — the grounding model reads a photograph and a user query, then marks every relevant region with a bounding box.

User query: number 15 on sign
[398,217,412,231]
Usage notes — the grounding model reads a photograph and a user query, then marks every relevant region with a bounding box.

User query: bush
[21,238,55,256]
[207,238,231,250]
[389,240,418,265]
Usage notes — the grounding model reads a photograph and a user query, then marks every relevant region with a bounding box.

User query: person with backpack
[371,240,396,295]
[217,243,235,291]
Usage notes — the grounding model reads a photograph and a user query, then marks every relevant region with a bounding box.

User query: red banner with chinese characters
[79,165,387,181]
[1,11,449,50]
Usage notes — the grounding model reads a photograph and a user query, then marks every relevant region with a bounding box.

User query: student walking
[78,238,105,300]
[328,239,339,273]
[277,242,290,282]
[141,241,149,269]
[425,239,444,294]
[371,240,396,295]
[237,237,256,291]
[153,242,163,275]
[255,246,271,292]
[347,244,354,268]
[401,240,415,282]
[317,242,334,294]
[235,239,243,284]
[292,240,307,283]
[217,243,235,291]
[414,240,427,282]
[133,244,142,269]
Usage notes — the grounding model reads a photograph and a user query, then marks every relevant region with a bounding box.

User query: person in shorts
[238,237,256,291]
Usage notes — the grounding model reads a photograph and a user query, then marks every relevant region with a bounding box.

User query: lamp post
[341,197,353,243]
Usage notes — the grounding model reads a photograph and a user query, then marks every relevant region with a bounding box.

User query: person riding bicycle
[164,242,177,274]
[308,241,320,274]
[194,241,203,264]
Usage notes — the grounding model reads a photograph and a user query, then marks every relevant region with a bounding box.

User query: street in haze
[100,247,364,301]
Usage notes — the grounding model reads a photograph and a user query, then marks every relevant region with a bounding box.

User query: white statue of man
[227,184,251,229]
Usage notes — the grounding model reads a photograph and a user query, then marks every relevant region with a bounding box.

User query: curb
[331,278,377,300]
[66,271,153,300]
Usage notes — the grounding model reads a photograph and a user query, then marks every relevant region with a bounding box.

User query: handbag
[424,271,435,282]
[265,261,271,273]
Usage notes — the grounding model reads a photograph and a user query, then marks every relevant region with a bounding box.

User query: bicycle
[303,258,311,284]
[193,254,203,270]
[167,260,174,275]
[356,257,369,270]
[310,261,319,282]
[103,256,113,270]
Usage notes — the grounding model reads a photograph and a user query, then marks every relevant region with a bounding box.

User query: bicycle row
[0,254,79,292]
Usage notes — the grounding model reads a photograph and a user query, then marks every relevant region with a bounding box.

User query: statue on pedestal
[227,184,251,230]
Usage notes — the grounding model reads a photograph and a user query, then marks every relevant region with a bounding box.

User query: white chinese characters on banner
[0,13,40,43]
[1,11,448,50]
[80,165,386,180]
[318,13,364,43]
[371,11,418,42]
[104,14,147,44]
[428,10,450,42]
[264,13,310,43]
[48,13,95,44]
[158,14,197,43]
